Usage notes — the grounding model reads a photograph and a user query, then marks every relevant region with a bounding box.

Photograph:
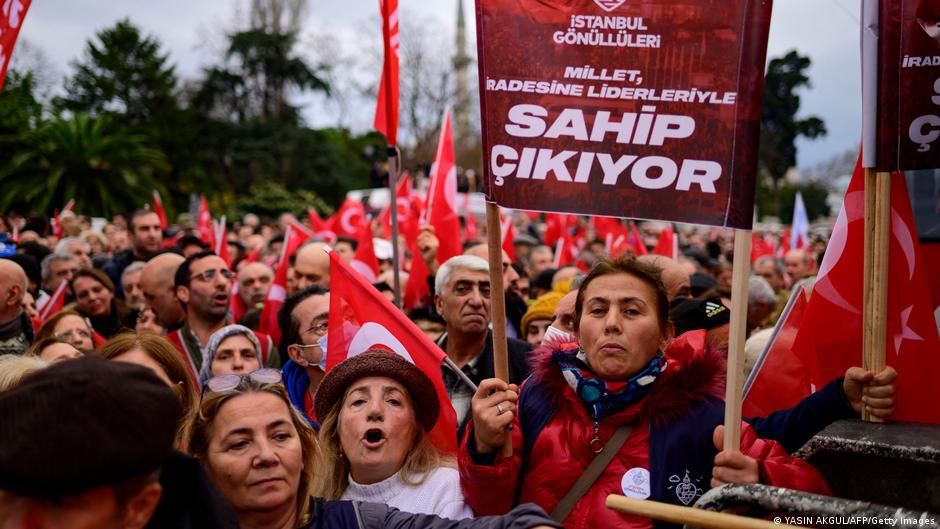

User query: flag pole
[387,147,403,308]
[485,200,513,456]
[859,0,888,422]
[723,228,752,452]
[862,169,890,422]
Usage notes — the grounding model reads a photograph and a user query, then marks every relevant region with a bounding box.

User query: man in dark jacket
[104,210,164,297]
[434,255,533,438]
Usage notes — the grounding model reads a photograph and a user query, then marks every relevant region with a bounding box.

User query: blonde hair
[183,381,319,526]
[0,355,49,392]
[97,332,198,428]
[313,386,454,500]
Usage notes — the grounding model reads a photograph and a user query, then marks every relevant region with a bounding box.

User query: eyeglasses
[190,268,235,282]
[203,368,282,395]
[55,329,92,341]
[307,321,330,337]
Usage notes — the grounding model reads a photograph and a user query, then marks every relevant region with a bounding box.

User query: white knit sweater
[341,467,474,520]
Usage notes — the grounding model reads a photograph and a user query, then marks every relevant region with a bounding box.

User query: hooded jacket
[459,337,830,529]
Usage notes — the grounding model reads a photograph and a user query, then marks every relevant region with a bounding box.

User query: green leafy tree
[756,180,831,223]
[0,70,42,135]
[0,113,169,217]
[55,19,178,125]
[759,50,827,216]
[228,180,332,221]
[194,29,328,124]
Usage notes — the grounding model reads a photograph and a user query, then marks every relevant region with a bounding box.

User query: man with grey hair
[753,255,789,327]
[433,255,532,438]
[55,237,92,269]
[41,253,79,296]
[121,261,147,310]
[747,276,779,335]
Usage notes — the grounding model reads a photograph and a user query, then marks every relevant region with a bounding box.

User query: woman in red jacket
[460,257,829,529]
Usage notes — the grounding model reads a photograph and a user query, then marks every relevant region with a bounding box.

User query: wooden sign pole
[862,169,890,422]
[723,229,752,452]
[606,495,806,529]
[485,201,513,456]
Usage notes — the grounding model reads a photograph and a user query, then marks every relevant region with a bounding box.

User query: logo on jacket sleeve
[668,470,704,505]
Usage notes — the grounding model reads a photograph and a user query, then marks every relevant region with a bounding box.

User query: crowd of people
[0,204,899,529]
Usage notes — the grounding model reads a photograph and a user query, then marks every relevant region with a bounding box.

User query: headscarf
[199,324,262,387]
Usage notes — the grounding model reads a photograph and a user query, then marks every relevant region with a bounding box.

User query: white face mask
[542,324,574,346]
[316,335,328,371]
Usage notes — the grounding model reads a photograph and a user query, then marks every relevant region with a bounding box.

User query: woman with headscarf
[198,324,262,388]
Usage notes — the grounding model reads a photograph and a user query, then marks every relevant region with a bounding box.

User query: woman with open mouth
[313,350,474,519]
[185,368,561,529]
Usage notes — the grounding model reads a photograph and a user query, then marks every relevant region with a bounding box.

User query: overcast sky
[18,0,862,172]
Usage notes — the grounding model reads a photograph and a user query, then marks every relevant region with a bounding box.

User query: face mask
[316,334,328,371]
[542,324,574,346]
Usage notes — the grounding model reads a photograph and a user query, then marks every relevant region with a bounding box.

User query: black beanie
[0,356,181,497]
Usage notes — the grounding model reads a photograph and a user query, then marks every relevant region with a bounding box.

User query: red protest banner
[0,0,31,91]
[865,0,940,171]
[475,0,773,229]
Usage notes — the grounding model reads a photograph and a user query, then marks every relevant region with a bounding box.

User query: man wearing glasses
[165,251,277,385]
[277,285,330,427]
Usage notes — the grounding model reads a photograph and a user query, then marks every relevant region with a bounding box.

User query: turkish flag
[38,280,68,321]
[328,198,366,239]
[784,155,940,424]
[629,221,647,257]
[465,212,479,242]
[50,199,74,239]
[0,0,32,91]
[196,196,215,248]
[307,208,330,233]
[751,233,775,263]
[500,210,516,263]
[544,213,571,247]
[403,235,430,311]
[327,250,458,455]
[743,285,813,417]
[230,281,248,324]
[373,0,399,146]
[258,225,308,345]
[425,108,462,264]
[652,224,678,259]
[152,190,168,230]
[214,216,232,267]
[552,231,577,268]
[354,218,380,276]
[791,191,810,250]
[379,172,416,243]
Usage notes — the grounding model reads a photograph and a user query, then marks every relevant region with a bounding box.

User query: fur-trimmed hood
[528,330,726,426]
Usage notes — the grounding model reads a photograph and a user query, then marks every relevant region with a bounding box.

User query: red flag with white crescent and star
[326,250,457,455]
[328,198,366,239]
[424,108,462,263]
[773,154,940,424]
[373,0,399,146]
